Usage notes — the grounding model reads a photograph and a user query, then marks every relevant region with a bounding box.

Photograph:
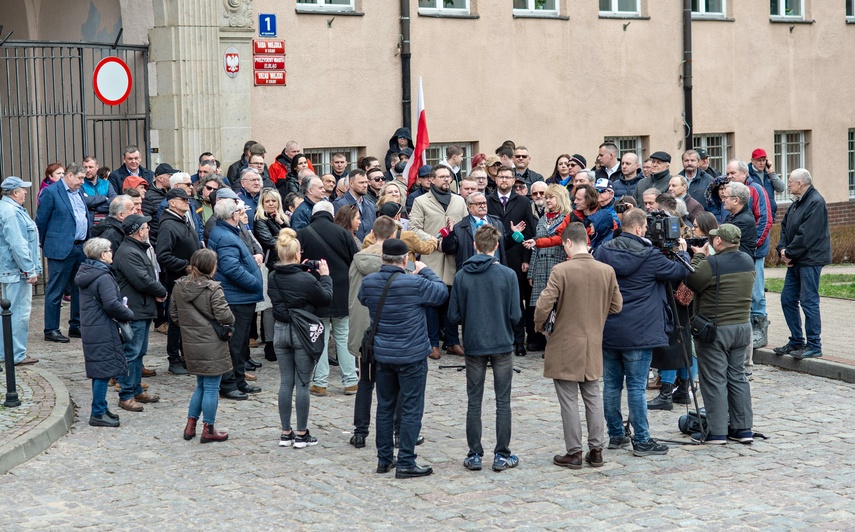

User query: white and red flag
[403,77,430,190]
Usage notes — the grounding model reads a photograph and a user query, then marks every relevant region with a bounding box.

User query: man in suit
[108,145,155,195]
[333,169,375,241]
[440,192,523,272]
[36,162,90,343]
[486,165,536,356]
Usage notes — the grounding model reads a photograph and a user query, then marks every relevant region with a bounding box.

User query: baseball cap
[122,175,149,190]
[709,223,741,244]
[695,148,709,159]
[1,176,32,190]
[155,163,179,176]
[214,188,239,200]
[594,178,614,192]
[167,188,190,201]
[417,165,433,178]
[486,155,502,167]
[650,151,672,163]
[122,214,151,235]
[751,148,767,159]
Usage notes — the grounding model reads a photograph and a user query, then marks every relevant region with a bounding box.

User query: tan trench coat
[534,253,622,382]
[408,190,467,285]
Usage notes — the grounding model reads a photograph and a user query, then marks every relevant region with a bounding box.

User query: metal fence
[0,40,150,293]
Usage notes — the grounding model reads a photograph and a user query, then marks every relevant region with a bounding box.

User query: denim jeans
[780,265,823,349]
[118,319,151,401]
[353,361,403,437]
[91,378,110,417]
[188,375,222,424]
[465,353,514,458]
[376,358,428,468]
[312,316,357,388]
[602,348,653,444]
[275,322,314,432]
[658,357,697,385]
[0,280,33,363]
[751,258,767,317]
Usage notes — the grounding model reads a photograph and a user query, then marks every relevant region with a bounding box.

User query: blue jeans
[188,375,222,424]
[659,357,697,385]
[751,258,767,317]
[44,244,85,332]
[603,348,652,444]
[465,353,514,458]
[118,320,151,400]
[0,280,33,363]
[375,358,428,468]
[780,265,823,349]
[91,378,110,416]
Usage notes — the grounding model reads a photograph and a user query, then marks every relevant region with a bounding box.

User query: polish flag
[403,77,429,190]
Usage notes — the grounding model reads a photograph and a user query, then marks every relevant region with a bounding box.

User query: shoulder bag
[543,300,558,335]
[360,272,402,367]
[288,308,326,364]
[690,256,719,344]
[189,299,234,341]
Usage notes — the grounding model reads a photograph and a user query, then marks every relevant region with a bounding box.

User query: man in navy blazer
[35,162,90,343]
[332,169,375,241]
[108,145,155,195]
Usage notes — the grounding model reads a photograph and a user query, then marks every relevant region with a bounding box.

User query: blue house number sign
[259,14,276,37]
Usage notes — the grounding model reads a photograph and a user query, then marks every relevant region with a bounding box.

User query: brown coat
[534,253,622,382]
[361,222,438,263]
[169,275,235,376]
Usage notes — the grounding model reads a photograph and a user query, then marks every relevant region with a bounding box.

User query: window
[418,0,470,14]
[513,0,559,16]
[599,0,640,16]
[773,130,809,203]
[770,0,803,19]
[603,136,646,162]
[692,133,731,175]
[849,129,855,198]
[296,0,354,12]
[692,0,725,17]
[848,0,855,18]
[424,142,474,177]
[303,147,359,177]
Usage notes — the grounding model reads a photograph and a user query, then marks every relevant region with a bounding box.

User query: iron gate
[0,40,150,293]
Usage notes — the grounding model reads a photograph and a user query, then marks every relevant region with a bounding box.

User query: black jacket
[725,204,757,258]
[515,168,544,187]
[777,185,832,266]
[114,236,167,320]
[440,214,510,272]
[91,216,125,253]
[253,215,288,270]
[486,190,536,273]
[76,259,135,380]
[268,263,333,323]
[297,212,359,318]
[142,185,168,245]
[156,209,201,287]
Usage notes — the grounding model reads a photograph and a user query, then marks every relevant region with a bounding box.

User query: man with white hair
[291,174,324,231]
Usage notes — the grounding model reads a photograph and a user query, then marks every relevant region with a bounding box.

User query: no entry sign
[93,57,132,106]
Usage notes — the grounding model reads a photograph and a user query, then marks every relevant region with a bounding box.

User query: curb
[755,348,855,384]
[0,367,74,474]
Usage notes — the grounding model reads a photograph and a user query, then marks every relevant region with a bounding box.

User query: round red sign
[93,56,132,106]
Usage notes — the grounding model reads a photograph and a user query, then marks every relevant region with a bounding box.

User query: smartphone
[405,261,416,273]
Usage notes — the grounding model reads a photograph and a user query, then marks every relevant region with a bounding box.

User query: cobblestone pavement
[4,314,855,529]
[0,367,39,438]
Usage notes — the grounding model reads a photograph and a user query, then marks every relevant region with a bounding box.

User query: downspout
[682,0,693,149]
[400,0,412,130]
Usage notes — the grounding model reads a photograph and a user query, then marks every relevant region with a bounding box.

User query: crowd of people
[0,134,832,478]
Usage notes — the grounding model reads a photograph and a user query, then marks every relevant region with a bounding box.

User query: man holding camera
[686,224,755,445]
[594,208,690,456]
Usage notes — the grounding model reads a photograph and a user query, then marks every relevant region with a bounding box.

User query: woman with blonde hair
[268,228,333,449]
[171,248,235,443]
[254,187,289,361]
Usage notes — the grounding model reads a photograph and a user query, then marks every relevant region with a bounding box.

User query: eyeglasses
[475,176,487,181]
[532,192,546,198]
[205,185,219,192]
[514,155,529,159]
[568,162,580,168]
[513,184,527,189]
[470,202,487,207]
[371,177,384,182]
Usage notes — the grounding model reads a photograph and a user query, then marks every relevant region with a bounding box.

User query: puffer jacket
[594,232,690,350]
[268,263,333,323]
[358,265,448,365]
[113,237,167,320]
[207,220,263,305]
[76,259,134,379]
[169,275,235,376]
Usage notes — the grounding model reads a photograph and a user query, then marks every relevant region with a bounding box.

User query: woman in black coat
[254,188,289,361]
[75,237,135,428]
[276,153,308,199]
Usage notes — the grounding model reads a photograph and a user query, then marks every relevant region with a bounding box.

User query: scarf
[430,184,451,211]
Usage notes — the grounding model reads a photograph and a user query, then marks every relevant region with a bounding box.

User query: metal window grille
[603,136,645,162]
[423,142,473,178]
[774,130,808,203]
[692,133,731,175]
[303,147,359,177]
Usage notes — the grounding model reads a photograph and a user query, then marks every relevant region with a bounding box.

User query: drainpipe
[682,0,693,149]
[400,0,412,130]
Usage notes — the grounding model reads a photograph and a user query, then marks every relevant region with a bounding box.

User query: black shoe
[416,435,425,446]
[221,390,248,400]
[168,363,189,375]
[264,343,277,362]
[240,384,262,394]
[44,330,70,343]
[377,459,397,474]
[772,343,805,356]
[89,414,120,427]
[395,463,433,479]
[104,409,120,420]
[67,327,82,338]
[647,383,674,411]
[329,357,339,367]
[350,434,366,448]
[526,342,545,352]
[246,358,262,369]
[515,344,526,357]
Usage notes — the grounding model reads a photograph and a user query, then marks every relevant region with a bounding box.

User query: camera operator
[685,224,755,445]
[593,208,690,456]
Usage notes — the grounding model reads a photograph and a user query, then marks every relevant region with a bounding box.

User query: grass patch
[766,274,855,300]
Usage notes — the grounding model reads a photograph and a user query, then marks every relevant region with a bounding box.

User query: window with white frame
[848,0,855,18]
[849,129,855,198]
[692,133,731,175]
[773,130,809,203]
[513,0,559,16]
[296,0,354,12]
[692,0,725,17]
[603,136,646,162]
[303,147,359,177]
[599,0,641,16]
[418,0,470,15]
[770,0,803,19]
[424,142,474,177]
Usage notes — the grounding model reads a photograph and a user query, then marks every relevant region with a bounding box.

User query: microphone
[436,227,450,239]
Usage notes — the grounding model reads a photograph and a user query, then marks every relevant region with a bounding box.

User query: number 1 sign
[259,14,276,37]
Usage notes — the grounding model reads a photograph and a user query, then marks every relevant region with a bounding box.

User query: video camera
[646,210,682,250]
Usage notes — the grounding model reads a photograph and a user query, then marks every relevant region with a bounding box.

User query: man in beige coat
[409,165,468,359]
[535,222,622,469]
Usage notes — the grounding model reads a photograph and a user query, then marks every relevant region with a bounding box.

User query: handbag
[117,321,134,343]
[678,408,710,435]
[288,308,326,364]
[360,272,402,368]
[690,256,719,344]
[189,300,234,341]
[543,300,558,335]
